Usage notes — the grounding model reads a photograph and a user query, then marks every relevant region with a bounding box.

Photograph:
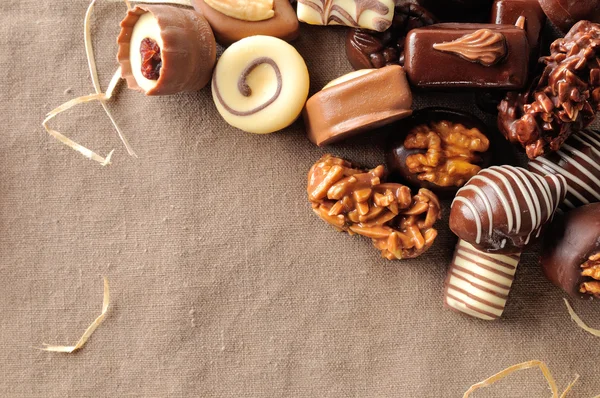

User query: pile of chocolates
[112,0,600,320]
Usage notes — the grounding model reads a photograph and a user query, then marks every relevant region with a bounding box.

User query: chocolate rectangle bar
[404,23,529,89]
[491,0,546,62]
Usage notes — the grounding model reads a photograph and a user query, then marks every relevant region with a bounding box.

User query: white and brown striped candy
[449,165,566,254]
[529,129,600,210]
[444,240,520,320]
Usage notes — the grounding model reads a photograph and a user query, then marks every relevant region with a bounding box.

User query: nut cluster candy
[386,108,493,196]
[307,155,441,260]
[445,166,566,320]
[498,21,600,159]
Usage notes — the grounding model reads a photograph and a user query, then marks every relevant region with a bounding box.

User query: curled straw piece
[43,0,195,164]
[463,360,582,398]
[41,277,110,353]
[564,298,600,337]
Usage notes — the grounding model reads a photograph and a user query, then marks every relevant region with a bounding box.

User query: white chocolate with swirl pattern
[212,36,310,134]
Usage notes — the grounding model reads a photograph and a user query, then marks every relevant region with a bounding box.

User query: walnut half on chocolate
[307,154,441,260]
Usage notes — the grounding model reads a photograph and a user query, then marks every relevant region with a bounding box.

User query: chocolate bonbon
[529,129,600,209]
[490,0,546,65]
[192,0,299,46]
[498,21,600,159]
[308,154,441,260]
[404,23,529,89]
[345,1,437,69]
[297,0,394,31]
[386,108,493,195]
[417,0,493,22]
[445,165,566,319]
[212,35,309,134]
[541,203,600,299]
[538,0,600,33]
[450,165,566,253]
[117,5,216,95]
[304,66,412,146]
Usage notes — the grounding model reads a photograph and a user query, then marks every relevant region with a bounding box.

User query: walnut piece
[404,121,489,187]
[307,154,441,260]
[580,251,600,298]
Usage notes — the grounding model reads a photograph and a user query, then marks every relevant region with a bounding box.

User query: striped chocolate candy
[446,165,566,320]
[449,165,567,254]
[444,240,521,320]
[529,129,600,210]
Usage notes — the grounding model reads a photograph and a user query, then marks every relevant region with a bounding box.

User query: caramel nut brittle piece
[307,155,441,260]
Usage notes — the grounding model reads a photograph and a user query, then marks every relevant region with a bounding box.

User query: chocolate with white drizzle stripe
[449,165,566,254]
[528,129,600,210]
[445,240,521,320]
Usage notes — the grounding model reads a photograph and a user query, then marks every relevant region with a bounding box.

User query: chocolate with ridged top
[450,165,566,254]
[541,203,600,299]
[404,23,529,89]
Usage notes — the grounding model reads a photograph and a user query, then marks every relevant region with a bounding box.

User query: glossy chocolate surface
[345,0,437,70]
[304,66,412,147]
[538,0,600,32]
[385,108,493,196]
[529,129,600,210]
[450,165,566,253]
[404,23,529,89]
[192,0,298,46]
[541,203,600,299]
[491,0,546,65]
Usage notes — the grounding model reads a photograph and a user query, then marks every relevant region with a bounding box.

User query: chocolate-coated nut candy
[385,108,493,196]
[304,66,412,146]
[538,0,600,32]
[404,23,530,89]
[345,0,437,70]
[307,154,441,260]
[117,5,216,95]
[192,0,299,46]
[450,165,566,254]
[541,203,600,299]
[497,21,600,159]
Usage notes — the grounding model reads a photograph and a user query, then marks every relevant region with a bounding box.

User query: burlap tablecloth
[1,1,599,396]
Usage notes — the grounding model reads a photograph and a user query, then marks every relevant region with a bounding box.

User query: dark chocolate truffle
[538,0,600,32]
[541,203,600,299]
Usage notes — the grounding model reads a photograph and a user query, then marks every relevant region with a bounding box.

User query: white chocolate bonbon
[212,36,310,134]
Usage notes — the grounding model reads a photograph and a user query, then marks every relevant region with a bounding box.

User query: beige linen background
[1,1,598,397]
